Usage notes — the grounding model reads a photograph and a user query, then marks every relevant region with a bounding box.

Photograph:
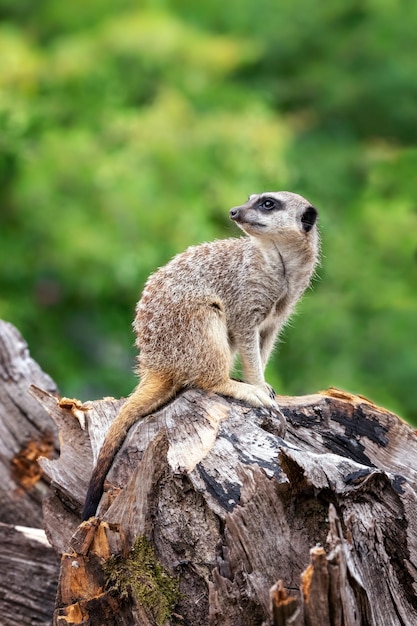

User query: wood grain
[1,320,417,625]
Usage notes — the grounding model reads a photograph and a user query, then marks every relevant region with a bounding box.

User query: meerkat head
[229,191,318,241]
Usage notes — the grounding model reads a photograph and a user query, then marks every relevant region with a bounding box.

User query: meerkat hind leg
[211,378,277,408]
[187,303,276,408]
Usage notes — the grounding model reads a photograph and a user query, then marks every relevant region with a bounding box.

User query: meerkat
[82,191,319,520]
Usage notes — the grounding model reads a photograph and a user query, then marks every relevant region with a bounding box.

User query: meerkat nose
[230,207,240,220]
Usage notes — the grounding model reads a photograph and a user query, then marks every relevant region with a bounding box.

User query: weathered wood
[270,580,302,626]
[0,320,59,527]
[1,320,417,625]
[38,384,417,625]
[0,521,60,625]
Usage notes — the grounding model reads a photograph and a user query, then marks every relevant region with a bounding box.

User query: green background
[1,0,416,423]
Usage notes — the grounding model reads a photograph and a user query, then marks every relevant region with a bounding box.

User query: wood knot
[11,435,55,489]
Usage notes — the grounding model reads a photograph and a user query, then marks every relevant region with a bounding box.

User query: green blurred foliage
[0,0,416,423]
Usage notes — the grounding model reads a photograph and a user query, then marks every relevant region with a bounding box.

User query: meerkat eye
[259,197,283,211]
[260,198,275,209]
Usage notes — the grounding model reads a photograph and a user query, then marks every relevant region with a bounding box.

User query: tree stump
[1,319,417,625]
[0,320,60,625]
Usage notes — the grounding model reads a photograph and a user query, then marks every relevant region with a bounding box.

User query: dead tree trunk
[0,320,60,625]
[1,319,417,626]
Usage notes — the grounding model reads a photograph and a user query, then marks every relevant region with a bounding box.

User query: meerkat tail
[82,372,178,521]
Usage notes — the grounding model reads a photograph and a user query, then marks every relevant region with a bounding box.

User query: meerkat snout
[229,207,240,221]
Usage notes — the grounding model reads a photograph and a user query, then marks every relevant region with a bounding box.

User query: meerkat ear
[300,206,318,233]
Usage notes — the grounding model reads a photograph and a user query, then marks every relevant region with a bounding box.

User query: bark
[0,320,60,625]
[0,522,60,625]
[1,319,417,625]
[0,320,59,527]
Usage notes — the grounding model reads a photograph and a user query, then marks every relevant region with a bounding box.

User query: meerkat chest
[224,262,289,329]
[247,243,315,323]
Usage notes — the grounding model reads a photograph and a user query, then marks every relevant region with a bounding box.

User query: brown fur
[82,191,319,520]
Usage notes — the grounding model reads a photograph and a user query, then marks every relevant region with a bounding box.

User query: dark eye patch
[259,197,283,211]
